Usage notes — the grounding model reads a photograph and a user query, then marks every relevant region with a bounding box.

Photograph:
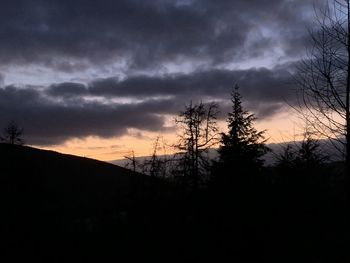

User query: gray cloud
[49,66,295,104]
[0,0,321,146]
[48,82,88,98]
[0,65,297,146]
[0,0,318,71]
[0,73,4,86]
[0,86,176,145]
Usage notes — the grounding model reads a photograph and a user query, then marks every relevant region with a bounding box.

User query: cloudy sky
[0,0,325,160]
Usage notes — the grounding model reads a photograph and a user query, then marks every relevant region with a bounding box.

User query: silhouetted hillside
[1,144,349,262]
[1,143,155,219]
[0,144,189,261]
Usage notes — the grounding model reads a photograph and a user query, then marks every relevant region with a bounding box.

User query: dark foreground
[1,144,349,262]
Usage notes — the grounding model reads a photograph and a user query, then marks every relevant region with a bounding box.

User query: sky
[0,0,326,161]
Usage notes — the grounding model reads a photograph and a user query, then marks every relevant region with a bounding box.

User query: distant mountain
[111,138,345,168]
[264,138,344,165]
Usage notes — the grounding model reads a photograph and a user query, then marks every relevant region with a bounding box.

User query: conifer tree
[217,85,269,174]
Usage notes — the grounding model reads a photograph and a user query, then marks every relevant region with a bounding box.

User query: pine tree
[217,85,269,174]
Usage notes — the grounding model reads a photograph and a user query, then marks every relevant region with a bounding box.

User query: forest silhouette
[2,0,350,262]
[1,86,349,262]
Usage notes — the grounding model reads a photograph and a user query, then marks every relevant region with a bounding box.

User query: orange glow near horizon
[37,132,176,162]
[36,109,306,163]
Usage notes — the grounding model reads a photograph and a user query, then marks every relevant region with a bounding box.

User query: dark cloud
[0,86,176,145]
[48,82,88,98]
[0,0,321,146]
[61,66,295,104]
[0,64,297,146]
[0,0,318,70]
[0,73,4,86]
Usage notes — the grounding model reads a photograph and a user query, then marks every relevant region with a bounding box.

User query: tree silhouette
[215,85,269,180]
[124,150,137,173]
[141,136,170,177]
[174,101,219,187]
[296,136,327,168]
[1,121,24,145]
[276,133,327,173]
[275,144,297,172]
[295,0,350,173]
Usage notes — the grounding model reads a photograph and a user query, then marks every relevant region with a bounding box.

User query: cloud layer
[0,0,318,69]
[0,0,322,145]
[0,65,296,145]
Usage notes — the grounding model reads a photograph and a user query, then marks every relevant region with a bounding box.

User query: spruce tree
[217,85,269,175]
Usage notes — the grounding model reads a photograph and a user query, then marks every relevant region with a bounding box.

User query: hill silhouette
[1,144,349,262]
[1,144,190,261]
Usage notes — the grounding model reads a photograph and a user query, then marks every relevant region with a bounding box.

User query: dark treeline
[2,86,349,262]
[167,86,349,262]
[1,0,350,261]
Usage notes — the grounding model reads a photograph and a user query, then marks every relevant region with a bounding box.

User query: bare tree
[124,150,137,173]
[1,121,24,145]
[141,136,170,177]
[174,101,219,187]
[148,136,161,177]
[295,0,350,173]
